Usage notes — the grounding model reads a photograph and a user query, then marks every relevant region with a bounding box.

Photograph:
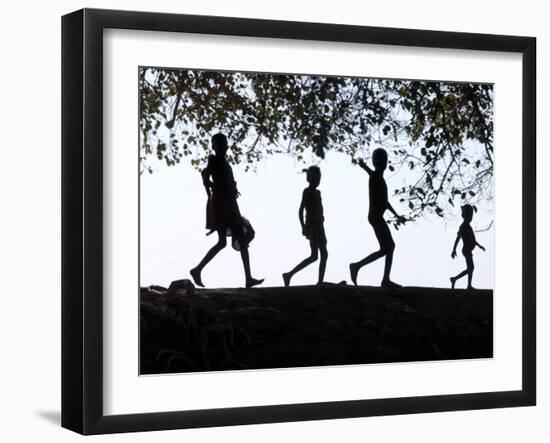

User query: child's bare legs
[466,254,474,288]
[190,229,227,287]
[381,243,395,286]
[350,219,399,287]
[450,253,475,289]
[349,250,384,285]
[283,240,318,287]
[190,228,263,288]
[239,244,264,288]
[318,244,328,284]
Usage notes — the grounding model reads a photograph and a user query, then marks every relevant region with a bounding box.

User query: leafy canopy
[139,68,493,223]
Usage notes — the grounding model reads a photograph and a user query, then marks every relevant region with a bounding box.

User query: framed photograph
[62,8,536,435]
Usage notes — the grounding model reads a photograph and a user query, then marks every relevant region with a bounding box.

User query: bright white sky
[140,149,494,289]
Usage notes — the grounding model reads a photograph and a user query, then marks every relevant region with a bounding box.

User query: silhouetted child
[282,166,328,286]
[190,133,263,289]
[349,148,403,288]
[450,204,485,289]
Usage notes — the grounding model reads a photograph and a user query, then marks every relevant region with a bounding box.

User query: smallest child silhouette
[450,204,486,289]
[282,166,328,286]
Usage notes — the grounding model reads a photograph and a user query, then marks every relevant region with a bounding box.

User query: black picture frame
[62,8,536,435]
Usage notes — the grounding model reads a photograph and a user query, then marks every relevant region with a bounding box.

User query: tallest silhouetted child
[190,133,263,289]
[350,148,403,288]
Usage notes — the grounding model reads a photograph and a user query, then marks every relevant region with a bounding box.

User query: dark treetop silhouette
[140,68,494,227]
[349,148,405,288]
[283,166,328,286]
[190,133,263,289]
[451,204,486,289]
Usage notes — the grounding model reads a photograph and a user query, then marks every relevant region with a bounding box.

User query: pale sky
[140,149,494,289]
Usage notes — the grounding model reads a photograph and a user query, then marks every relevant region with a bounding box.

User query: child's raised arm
[355,158,373,176]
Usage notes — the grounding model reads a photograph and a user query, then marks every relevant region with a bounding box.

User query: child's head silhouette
[372,148,388,171]
[212,133,228,156]
[461,204,474,222]
[303,166,321,188]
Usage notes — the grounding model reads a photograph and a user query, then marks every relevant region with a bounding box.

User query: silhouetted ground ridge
[140,281,493,374]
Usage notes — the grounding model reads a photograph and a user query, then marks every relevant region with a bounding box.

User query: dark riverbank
[140,281,493,374]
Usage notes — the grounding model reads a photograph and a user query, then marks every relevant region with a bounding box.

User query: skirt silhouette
[206,192,255,251]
